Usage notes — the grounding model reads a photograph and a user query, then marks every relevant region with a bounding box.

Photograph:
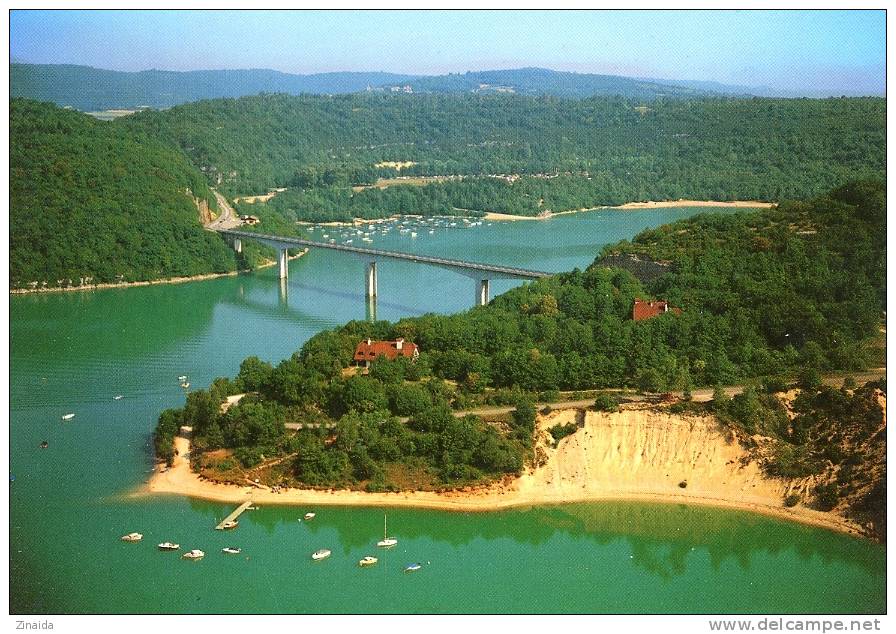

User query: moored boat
[113,395,124,400]
[222,547,242,554]
[304,512,316,520]
[311,549,331,560]
[182,549,205,560]
[376,514,398,548]
[404,562,422,572]
[157,542,180,551]
[217,520,238,530]
[61,413,75,421]
[359,555,378,567]
[120,532,143,542]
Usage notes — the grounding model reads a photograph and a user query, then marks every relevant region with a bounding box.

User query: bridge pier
[233,238,242,254]
[365,295,378,322]
[365,261,378,298]
[476,279,490,307]
[278,248,288,280]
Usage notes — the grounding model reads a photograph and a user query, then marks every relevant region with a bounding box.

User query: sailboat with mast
[376,514,398,548]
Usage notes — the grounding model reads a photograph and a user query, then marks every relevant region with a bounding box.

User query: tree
[236,356,273,392]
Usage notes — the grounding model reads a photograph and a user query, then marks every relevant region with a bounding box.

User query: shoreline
[10,249,308,295]
[136,409,867,539]
[482,200,774,221]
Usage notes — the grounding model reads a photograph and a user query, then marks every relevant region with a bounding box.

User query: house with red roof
[632,299,682,321]
[353,338,419,368]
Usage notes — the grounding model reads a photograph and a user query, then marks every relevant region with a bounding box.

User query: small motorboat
[113,395,124,400]
[182,549,205,560]
[359,556,378,567]
[120,532,143,542]
[222,547,242,555]
[311,549,331,561]
[217,520,238,530]
[404,563,423,573]
[177,375,187,381]
[157,542,180,551]
[180,382,190,389]
[39,440,49,449]
[303,512,316,521]
[61,413,75,421]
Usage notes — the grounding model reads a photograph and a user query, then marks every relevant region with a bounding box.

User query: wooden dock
[215,500,253,530]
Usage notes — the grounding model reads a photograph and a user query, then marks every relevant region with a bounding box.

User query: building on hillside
[239,215,260,225]
[632,298,682,321]
[353,338,419,368]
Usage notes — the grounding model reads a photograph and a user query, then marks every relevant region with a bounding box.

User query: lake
[9,208,886,614]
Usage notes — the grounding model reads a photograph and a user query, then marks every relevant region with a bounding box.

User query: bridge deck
[219,229,552,280]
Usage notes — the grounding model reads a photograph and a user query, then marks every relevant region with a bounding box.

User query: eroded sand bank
[138,407,862,536]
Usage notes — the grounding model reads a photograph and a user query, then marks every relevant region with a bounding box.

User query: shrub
[548,422,578,444]
[784,493,801,507]
[593,393,619,412]
[814,482,839,511]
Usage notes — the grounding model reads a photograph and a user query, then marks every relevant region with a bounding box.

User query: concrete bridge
[218,228,551,307]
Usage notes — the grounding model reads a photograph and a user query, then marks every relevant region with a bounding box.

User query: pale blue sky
[9,9,886,95]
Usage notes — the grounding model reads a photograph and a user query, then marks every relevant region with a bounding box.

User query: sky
[9,9,887,96]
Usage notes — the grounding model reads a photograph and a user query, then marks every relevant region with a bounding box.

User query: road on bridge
[217,228,552,280]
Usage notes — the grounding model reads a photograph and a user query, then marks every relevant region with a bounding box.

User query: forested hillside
[125,93,885,219]
[10,99,238,289]
[10,64,417,111]
[11,64,732,112]
[157,182,886,510]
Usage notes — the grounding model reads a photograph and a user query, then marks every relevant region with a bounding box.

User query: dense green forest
[10,99,238,289]
[10,92,886,282]
[157,182,885,506]
[123,93,885,220]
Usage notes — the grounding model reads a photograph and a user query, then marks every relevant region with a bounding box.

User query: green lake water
[9,208,886,614]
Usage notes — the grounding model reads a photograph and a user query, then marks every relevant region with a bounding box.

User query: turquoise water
[9,209,886,613]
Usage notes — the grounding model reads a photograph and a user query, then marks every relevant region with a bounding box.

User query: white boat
[376,515,398,548]
[182,549,205,560]
[311,549,331,560]
[113,395,124,400]
[61,413,75,421]
[120,532,143,542]
[180,382,190,389]
[359,555,378,567]
[222,547,242,554]
[217,520,238,530]
[404,562,422,572]
[157,542,180,551]
[177,375,187,381]
[304,512,316,520]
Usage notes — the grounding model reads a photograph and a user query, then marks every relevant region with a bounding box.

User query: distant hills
[11,63,748,111]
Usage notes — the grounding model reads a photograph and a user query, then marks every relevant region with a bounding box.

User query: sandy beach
[608,199,775,210]
[481,200,774,221]
[138,406,864,537]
